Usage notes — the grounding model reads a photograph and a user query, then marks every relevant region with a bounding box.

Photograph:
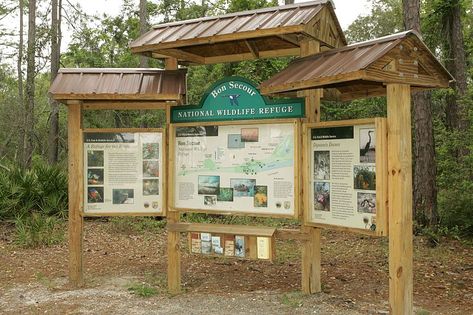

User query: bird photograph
[314,150,330,180]
[87,187,103,203]
[359,129,375,163]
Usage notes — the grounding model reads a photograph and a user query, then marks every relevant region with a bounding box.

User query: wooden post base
[167,211,181,294]
[301,226,321,293]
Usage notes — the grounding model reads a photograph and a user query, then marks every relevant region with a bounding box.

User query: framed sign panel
[83,128,166,216]
[303,118,388,236]
[170,120,299,218]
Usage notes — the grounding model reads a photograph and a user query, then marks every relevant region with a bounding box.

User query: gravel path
[0,276,381,315]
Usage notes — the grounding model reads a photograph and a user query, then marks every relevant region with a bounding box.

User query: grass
[281,291,305,308]
[107,217,166,235]
[415,308,431,315]
[127,272,166,298]
[15,213,65,248]
[127,283,158,297]
[35,271,55,289]
[182,213,300,228]
[275,239,300,264]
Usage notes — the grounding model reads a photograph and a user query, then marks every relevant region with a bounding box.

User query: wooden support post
[387,84,413,314]
[167,210,181,294]
[300,39,322,294]
[67,101,84,287]
[165,57,182,294]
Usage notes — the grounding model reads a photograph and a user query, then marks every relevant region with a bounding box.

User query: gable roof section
[129,1,346,65]
[49,68,187,102]
[259,31,453,100]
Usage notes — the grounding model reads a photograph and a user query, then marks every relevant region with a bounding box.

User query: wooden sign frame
[82,127,167,217]
[302,118,388,236]
[168,119,301,219]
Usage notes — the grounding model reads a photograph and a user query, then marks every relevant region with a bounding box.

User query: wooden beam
[277,34,301,47]
[53,93,182,101]
[260,70,366,95]
[165,57,178,70]
[203,47,300,64]
[387,84,413,315]
[245,39,259,58]
[365,68,449,88]
[82,101,174,111]
[339,87,387,101]
[157,48,205,64]
[168,223,276,237]
[67,101,84,287]
[275,229,311,241]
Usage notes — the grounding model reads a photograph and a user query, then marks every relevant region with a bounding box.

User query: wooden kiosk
[130,0,347,296]
[52,2,453,315]
[49,67,187,285]
[260,30,453,314]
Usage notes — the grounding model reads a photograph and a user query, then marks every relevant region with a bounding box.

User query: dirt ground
[0,220,472,314]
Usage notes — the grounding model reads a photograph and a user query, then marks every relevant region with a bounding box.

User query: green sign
[171,77,304,123]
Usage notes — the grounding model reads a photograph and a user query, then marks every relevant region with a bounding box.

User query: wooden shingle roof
[260,31,453,100]
[130,1,346,64]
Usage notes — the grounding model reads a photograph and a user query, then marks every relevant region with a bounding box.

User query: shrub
[14,213,65,248]
[0,161,68,221]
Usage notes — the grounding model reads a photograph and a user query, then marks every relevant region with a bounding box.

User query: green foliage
[107,217,167,235]
[127,283,158,297]
[435,97,473,237]
[345,0,403,43]
[0,160,68,221]
[127,271,165,297]
[226,0,278,13]
[322,97,387,121]
[280,291,305,308]
[14,213,65,248]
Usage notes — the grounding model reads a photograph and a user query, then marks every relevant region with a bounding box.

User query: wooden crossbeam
[155,48,205,64]
[245,39,260,58]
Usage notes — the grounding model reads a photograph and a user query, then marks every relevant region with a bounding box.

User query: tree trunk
[402,0,438,227]
[445,0,468,132]
[48,0,61,164]
[412,92,438,227]
[139,0,148,68]
[24,0,36,168]
[18,0,24,162]
[139,0,149,128]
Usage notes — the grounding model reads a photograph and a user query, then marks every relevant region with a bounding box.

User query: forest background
[0,0,471,246]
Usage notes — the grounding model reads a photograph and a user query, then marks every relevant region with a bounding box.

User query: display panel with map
[171,122,297,217]
[305,119,388,235]
[83,129,165,215]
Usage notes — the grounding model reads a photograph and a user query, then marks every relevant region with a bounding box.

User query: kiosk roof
[130,1,346,64]
[49,68,187,102]
[260,31,454,101]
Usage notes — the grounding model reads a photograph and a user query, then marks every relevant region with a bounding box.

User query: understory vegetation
[0,160,67,247]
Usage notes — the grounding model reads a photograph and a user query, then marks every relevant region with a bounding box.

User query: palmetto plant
[0,161,68,221]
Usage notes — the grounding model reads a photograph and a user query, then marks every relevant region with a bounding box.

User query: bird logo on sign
[221,94,241,106]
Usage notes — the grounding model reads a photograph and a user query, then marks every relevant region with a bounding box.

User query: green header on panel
[171,77,304,123]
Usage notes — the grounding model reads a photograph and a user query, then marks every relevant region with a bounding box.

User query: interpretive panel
[83,129,165,215]
[305,119,387,235]
[171,122,297,217]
